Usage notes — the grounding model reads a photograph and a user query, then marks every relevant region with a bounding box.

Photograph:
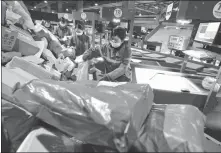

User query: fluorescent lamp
[113,18,120,23]
[176,19,192,25]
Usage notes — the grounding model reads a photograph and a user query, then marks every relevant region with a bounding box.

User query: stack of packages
[2,1,206,152]
[1,1,87,152]
[1,1,90,101]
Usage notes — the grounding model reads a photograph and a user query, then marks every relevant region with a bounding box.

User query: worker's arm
[82,45,105,61]
[53,26,60,39]
[106,46,131,80]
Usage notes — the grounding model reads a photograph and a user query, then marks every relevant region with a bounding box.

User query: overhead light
[44,1,47,3]
[66,8,69,11]
[139,13,142,16]
[176,19,192,25]
[113,18,120,23]
[52,11,54,13]
[95,3,98,6]
[34,6,37,9]
[31,9,33,10]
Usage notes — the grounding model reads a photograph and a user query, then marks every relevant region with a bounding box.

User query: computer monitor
[194,22,221,45]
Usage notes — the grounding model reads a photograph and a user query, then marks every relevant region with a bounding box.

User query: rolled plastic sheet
[12,80,153,149]
[130,104,206,152]
[2,99,38,151]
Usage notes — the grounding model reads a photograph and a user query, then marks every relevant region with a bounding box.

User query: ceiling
[23,0,173,16]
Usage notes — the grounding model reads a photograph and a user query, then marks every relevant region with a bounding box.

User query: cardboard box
[2,26,40,56]
[2,26,18,51]
[14,38,40,56]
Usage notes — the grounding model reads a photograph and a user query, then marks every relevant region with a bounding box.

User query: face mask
[110,41,122,48]
[76,30,83,36]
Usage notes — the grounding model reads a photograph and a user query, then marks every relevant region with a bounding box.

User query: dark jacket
[83,42,132,81]
[69,34,90,56]
[54,25,72,39]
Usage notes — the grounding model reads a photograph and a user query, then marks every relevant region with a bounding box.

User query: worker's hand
[89,45,101,52]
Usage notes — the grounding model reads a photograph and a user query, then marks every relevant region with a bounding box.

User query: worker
[83,27,132,82]
[54,17,72,46]
[42,20,54,33]
[69,23,90,57]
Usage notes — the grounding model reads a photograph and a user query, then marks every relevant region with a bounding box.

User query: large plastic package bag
[129,104,206,152]
[2,99,38,151]
[2,67,39,103]
[12,80,154,149]
[17,125,117,152]
[5,1,34,29]
[34,24,63,58]
[6,56,61,80]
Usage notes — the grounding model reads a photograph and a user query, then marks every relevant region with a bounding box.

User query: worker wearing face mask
[83,27,132,82]
[69,23,90,57]
[54,17,72,46]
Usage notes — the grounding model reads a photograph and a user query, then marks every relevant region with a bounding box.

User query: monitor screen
[194,22,220,44]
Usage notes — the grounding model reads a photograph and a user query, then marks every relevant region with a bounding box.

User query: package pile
[1,1,208,153]
[2,1,90,99]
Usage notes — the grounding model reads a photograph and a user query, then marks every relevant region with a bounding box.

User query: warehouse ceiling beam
[135,7,156,14]
[35,1,56,9]
[83,2,123,10]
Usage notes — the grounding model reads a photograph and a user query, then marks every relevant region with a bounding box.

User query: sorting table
[131,64,214,111]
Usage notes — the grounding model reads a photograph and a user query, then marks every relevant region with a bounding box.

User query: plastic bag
[55,56,75,73]
[6,1,34,29]
[202,76,220,92]
[74,61,89,81]
[2,99,38,151]
[130,104,205,152]
[12,80,153,149]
